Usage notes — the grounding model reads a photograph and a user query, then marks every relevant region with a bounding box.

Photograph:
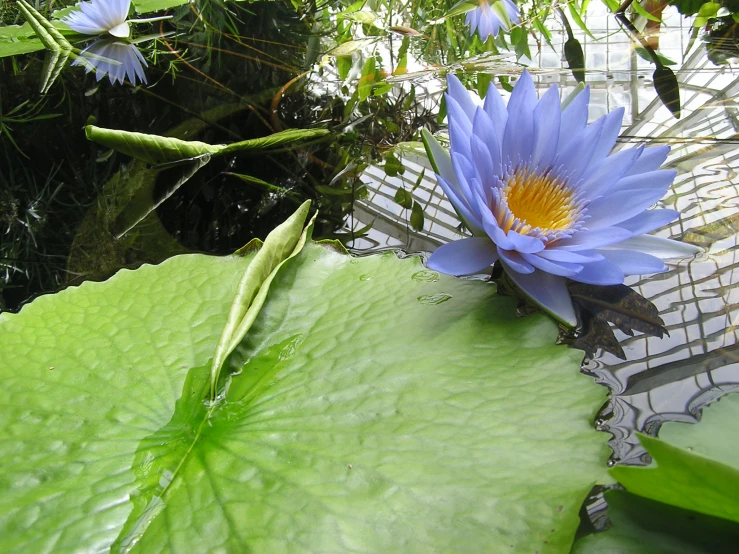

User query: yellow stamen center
[503,169,575,233]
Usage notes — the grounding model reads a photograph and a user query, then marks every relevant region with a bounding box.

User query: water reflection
[73,38,148,85]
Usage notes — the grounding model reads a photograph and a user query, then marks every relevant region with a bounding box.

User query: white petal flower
[62,0,132,38]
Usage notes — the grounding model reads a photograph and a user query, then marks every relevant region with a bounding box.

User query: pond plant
[423,71,698,327]
[1,0,739,552]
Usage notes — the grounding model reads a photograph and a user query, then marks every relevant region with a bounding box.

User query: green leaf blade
[0,253,253,553]
[123,244,608,552]
[611,433,739,524]
[85,125,221,165]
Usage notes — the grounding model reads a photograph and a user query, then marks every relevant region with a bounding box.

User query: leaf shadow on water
[492,262,668,360]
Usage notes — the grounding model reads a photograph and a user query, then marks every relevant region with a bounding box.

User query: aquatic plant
[62,0,134,38]
[422,72,699,327]
[61,0,171,39]
[465,0,520,41]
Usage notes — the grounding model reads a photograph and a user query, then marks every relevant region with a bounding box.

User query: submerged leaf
[572,490,739,553]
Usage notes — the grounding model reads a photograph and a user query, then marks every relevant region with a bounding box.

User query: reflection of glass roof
[347,5,739,463]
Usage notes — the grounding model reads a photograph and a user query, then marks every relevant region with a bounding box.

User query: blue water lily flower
[422,72,699,327]
[73,38,148,85]
[466,0,520,41]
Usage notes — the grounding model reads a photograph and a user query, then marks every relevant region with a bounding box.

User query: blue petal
[550,226,634,251]
[590,107,625,163]
[554,116,604,182]
[447,98,473,140]
[451,151,477,202]
[466,8,480,32]
[586,189,671,229]
[477,195,516,250]
[502,71,537,165]
[500,265,577,327]
[521,252,583,276]
[446,74,477,122]
[598,250,666,275]
[470,176,491,210]
[503,0,521,24]
[531,85,561,170]
[427,237,499,276]
[436,175,484,235]
[605,235,699,259]
[472,108,502,174]
[615,209,679,235]
[579,147,641,198]
[537,249,604,263]
[559,86,590,150]
[507,230,545,253]
[568,258,624,285]
[478,10,498,40]
[625,145,670,176]
[483,82,508,142]
[471,134,498,188]
[498,247,535,274]
[606,169,677,196]
[449,118,472,161]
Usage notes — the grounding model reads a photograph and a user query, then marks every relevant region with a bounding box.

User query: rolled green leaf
[209,200,314,397]
[85,125,330,165]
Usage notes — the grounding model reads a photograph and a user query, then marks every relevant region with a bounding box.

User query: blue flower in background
[62,0,133,38]
[466,0,520,41]
[422,72,699,327]
[73,38,148,85]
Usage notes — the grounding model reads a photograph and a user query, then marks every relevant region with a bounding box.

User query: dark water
[2,0,738,483]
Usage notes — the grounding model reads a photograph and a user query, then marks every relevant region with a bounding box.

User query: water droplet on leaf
[417,293,452,305]
[411,270,439,282]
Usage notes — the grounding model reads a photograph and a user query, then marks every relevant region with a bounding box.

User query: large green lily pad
[0,234,609,551]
